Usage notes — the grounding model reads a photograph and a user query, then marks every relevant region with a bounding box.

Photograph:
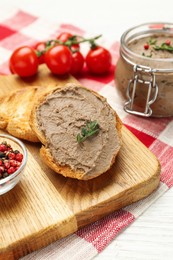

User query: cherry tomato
[45,45,72,75]
[86,46,112,74]
[9,46,39,77]
[70,51,84,75]
[57,32,73,42]
[34,42,46,64]
[57,32,80,50]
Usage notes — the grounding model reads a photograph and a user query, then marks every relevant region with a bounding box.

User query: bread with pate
[30,83,122,180]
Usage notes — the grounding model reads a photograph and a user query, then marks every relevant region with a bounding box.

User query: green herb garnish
[142,52,153,58]
[154,42,173,52]
[148,38,157,45]
[77,120,100,143]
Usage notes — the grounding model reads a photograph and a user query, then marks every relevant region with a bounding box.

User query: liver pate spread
[36,84,120,177]
[116,34,173,117]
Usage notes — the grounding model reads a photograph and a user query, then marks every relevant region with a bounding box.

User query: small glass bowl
[0,134,27,195]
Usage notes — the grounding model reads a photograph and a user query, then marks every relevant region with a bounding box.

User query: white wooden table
[1,0,173,259]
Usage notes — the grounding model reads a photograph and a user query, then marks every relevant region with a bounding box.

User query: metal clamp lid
[124,64,158,117]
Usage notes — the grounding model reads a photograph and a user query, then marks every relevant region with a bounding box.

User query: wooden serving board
[0,66,160,259]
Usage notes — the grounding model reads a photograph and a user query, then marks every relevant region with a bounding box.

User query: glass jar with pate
[115,22,173,117]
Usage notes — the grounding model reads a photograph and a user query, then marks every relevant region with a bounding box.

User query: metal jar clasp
[124,64,158,117]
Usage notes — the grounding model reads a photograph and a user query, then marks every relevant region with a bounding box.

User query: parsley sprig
[142,52,153,58]
[154,42,173,52]
[148,38,157,45]
[77,120,100,143]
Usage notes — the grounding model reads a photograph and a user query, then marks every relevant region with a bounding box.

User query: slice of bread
[0,85,59,142]
[0,87,39,142]
[30,83,122,180]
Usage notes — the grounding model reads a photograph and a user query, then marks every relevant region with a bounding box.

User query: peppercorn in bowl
[0,133,27,195]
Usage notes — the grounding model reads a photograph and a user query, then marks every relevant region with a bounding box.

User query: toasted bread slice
[0,85,58,142]
[30,83,122,180]
[0,87,39,141]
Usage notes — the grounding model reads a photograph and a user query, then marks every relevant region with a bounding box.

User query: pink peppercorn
[144,43,149,50]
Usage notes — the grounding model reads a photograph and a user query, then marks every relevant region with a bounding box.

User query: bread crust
[0,85,59,142]
[30,83,122,180]
[0,87,39,141]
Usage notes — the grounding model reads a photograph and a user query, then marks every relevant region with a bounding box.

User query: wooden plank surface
[0,66,161,259]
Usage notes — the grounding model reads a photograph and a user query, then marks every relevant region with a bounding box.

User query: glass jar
[115,22,173,117]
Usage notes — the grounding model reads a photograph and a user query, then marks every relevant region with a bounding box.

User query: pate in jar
[115,22,173,117]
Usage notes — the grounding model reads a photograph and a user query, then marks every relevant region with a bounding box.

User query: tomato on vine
[70,51,84,75]
[34,42,46,64]
[44,45,72,75]
[9,46,39,77]
[57,32,80,51]
[86,46,112,74]
[9,34,112,77]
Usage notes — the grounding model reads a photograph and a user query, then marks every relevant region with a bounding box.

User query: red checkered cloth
[0,8,173,260]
